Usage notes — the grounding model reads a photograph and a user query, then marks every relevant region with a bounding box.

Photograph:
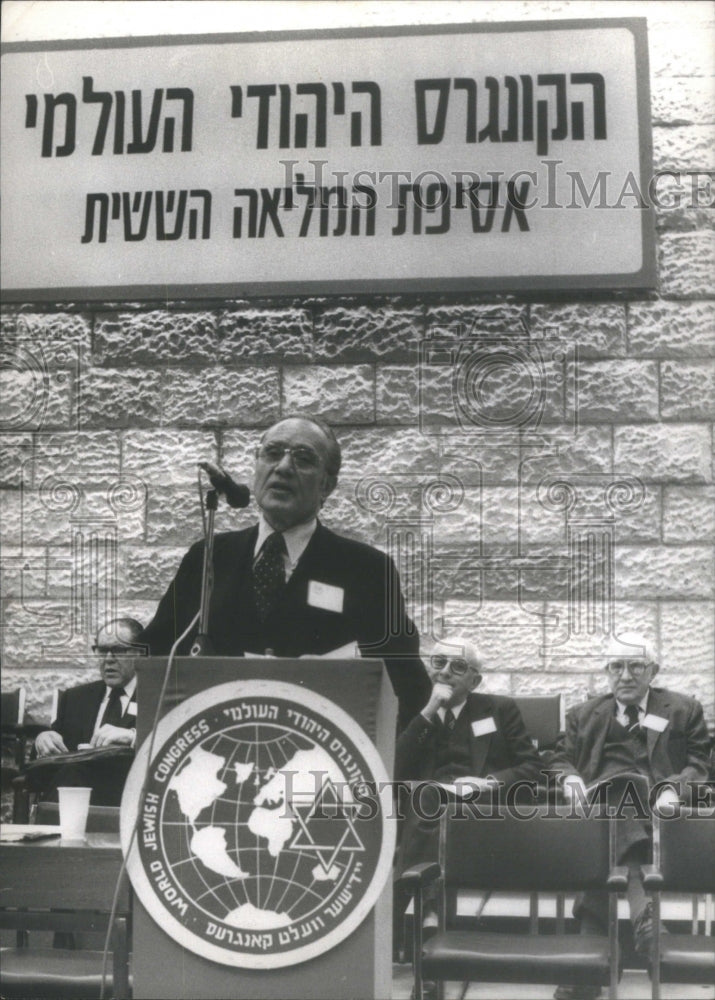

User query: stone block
[653,125,715,173]
[161,367,280,427]
[660,601,715,680]
[1,366,75,431]
[614,545,714,598]
[441,600,545,670]
[650,23,715,77]
[541,599,659,670]
[0,435,33,487]
[7,313,91,355]
[658,231,715,298]
[124,547,187,599]
[576,360,659,422]
[218,429,265,485]
[628,301,715,357]
[663,486,715,542]
[337,428,441,482]
[0,485,145,548]
[651,75,715,126]
[0,547,47,599]
[147,487,212,544]
[218,307,312,362]
[519,428,613,483]
[80,368,162,428]
[33,432,121,482]
[122,430,217,486]
[425,303,526,338]
[376,365,419,424]
[94,311,218,364]
[315,305,422,362]
[660,360,715,420]
[614,424,711,483]
[529,303,626,357]
[282,365,375,424]
[440,443,522,486]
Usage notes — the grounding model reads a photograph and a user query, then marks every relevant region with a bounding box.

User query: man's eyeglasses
[430,654,473,677]
[605,660,650,678]
[255,443,322,472]
[92,644,134,657]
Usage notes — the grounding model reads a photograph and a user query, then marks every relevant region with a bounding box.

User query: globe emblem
[122,680,395,968]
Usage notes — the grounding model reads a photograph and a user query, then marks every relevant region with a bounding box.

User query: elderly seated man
[396,635,541,929]
[550,630,711,1000]
[30,616,145,807]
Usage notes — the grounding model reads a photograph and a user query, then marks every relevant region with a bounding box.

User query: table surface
[0,829,129,911]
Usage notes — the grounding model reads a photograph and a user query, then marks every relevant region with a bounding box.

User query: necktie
[253,532,287,622]
[444,708,457,732]
[100,686,125,727]
[624,703,643,737]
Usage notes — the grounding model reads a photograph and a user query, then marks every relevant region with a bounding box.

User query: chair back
[441,803,611,893]
[513,695,562,750]
[1,688,26,727]
[656,805,715,894]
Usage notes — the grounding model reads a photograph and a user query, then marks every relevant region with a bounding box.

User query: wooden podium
[125,658,397,999]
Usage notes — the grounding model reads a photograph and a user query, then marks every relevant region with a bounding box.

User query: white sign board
[1,19,655,300]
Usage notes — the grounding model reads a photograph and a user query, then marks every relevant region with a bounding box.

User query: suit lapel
[587,697,614,780]
[644,687,670,762]
[467,694,493,776]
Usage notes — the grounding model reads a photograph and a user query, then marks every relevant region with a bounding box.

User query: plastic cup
[57,786,92,841]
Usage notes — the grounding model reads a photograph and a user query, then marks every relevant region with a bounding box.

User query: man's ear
[471,673,483,691]
[650,662,659,679]
[321,473,338,502]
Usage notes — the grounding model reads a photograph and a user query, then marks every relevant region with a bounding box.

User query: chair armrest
[397,862,441,892]
[640,864,664,890]
[607,865,629,891]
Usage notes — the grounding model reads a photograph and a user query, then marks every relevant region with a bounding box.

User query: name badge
[308,580,344,614]
[471,717,497,738]
[127,702,138,717]
[641,713,668,733]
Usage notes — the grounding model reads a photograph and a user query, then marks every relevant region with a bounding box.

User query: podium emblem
[121,680,395,968]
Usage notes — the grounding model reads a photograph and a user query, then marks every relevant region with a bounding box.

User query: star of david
[287,777,365,875]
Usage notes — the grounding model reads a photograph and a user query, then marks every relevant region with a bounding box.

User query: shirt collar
[105,675,137,699]
[615,691,649,717]
[255,515,317,570]
[437,699,467,722]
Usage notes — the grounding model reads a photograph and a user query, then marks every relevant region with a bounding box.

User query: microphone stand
[190,487,218,656]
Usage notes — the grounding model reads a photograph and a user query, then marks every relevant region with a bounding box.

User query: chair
[399,803,624,1000]
[642,804,715,999]
[0,909,131,999]
[513,694,563,751]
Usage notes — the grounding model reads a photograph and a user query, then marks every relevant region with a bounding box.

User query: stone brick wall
[2,3,714,733]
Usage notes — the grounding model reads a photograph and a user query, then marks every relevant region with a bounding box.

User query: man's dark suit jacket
[29,680,136,806]
[395,692,542,788]
[50,679,136,751]
[140,522,431,728]
[550,686,711,793]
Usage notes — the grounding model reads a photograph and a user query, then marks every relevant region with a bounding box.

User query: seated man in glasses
[140,414,431,731]
[30,616,145,806]
[396,636,541,896]
[550,630,710,1000]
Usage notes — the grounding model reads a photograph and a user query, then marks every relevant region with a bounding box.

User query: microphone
[199,462,251,508]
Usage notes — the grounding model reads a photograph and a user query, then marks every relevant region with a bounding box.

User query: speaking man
[139,414,431,729]
[550,631,711,1000]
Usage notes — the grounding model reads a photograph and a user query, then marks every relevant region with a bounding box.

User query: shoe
[410,983,438,1000]
[553,987,602,1000]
